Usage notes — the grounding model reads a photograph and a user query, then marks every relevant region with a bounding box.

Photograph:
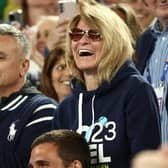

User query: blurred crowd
[1,0,168,168]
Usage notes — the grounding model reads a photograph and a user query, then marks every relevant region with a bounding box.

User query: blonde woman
[53,1,160,167]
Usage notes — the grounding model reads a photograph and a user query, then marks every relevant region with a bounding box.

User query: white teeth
[62,81,71,85]
[79,49,93,54]
[79,49,94,56]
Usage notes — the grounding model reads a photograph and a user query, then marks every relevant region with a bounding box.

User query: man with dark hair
[28,129,90,168]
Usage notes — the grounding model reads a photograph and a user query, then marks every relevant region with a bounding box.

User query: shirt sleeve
[126,82,161,156]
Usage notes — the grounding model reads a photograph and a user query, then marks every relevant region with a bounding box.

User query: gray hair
[0,24,30,58]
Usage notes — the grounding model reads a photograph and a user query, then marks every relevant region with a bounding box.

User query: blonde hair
[66,0,134,85]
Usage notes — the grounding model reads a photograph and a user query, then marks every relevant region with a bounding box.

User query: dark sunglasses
[69,28,102,41]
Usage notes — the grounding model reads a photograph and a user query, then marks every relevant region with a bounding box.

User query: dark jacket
[136,27,157,74]
[53,60,161,168]
[0,82,57,168]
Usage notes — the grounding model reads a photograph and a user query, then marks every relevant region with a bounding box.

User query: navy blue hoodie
[53,60,160,168]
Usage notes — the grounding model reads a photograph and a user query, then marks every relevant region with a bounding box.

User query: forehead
[0,35,20,55]
[30,143,63,164]
[32,143,57,154]
[76,20,91,29]
[0,35,17,46]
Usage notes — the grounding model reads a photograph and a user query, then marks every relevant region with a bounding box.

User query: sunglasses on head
[69,28,102,41]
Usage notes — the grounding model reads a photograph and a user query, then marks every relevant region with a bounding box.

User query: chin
[77,64,96,71]
[62,86,71,91]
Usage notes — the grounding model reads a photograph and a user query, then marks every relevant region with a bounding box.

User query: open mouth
[79,49,94,56]
[61,80,71,86]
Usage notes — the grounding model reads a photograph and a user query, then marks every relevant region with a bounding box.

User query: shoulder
[135,28,156,73]
[27,94,58,112]
[24,94,57,129]
[30,94,57,104]
[136,28,155,50]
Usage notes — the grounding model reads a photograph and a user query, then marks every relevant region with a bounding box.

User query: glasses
[69,28,102,41]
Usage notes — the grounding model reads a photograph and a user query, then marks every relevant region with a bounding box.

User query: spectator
[136,0,168,143]
[28,129,90,168]
[0,23,57,168]
[26,16,59,89]
[123,0,155,30]
[40,44,72,103]
[53,0,160,168]
[35,16,59,56]
[110,2,142,62]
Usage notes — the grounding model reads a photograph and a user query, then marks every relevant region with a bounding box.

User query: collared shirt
[144,20,168,143]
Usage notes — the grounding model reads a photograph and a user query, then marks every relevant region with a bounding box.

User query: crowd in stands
[0,0,168,168]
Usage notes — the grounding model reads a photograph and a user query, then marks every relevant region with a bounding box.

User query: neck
[84,72,99,91]
[159,17,168,32]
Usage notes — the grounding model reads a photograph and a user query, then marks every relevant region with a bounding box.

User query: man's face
[29,143,65,168]
[126,0,155,28]
[145,0,168,19]
[0,35,26,94]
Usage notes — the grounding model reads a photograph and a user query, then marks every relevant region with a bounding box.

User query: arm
[16,96,57,167]
[126,82,161,156]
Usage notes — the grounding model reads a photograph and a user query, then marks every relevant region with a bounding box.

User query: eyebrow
[28,160,50,168]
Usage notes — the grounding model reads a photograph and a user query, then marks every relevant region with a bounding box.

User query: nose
[37,34,46,43]
[64,67,73,77]
[79,32,91,43]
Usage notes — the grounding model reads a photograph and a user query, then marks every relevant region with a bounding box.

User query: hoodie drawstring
[77,93,83,134]
[77,93,96,142]
[91,95,96,125]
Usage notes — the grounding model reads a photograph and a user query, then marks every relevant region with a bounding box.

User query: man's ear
[19,59,30,77]
[70,160,83,168]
